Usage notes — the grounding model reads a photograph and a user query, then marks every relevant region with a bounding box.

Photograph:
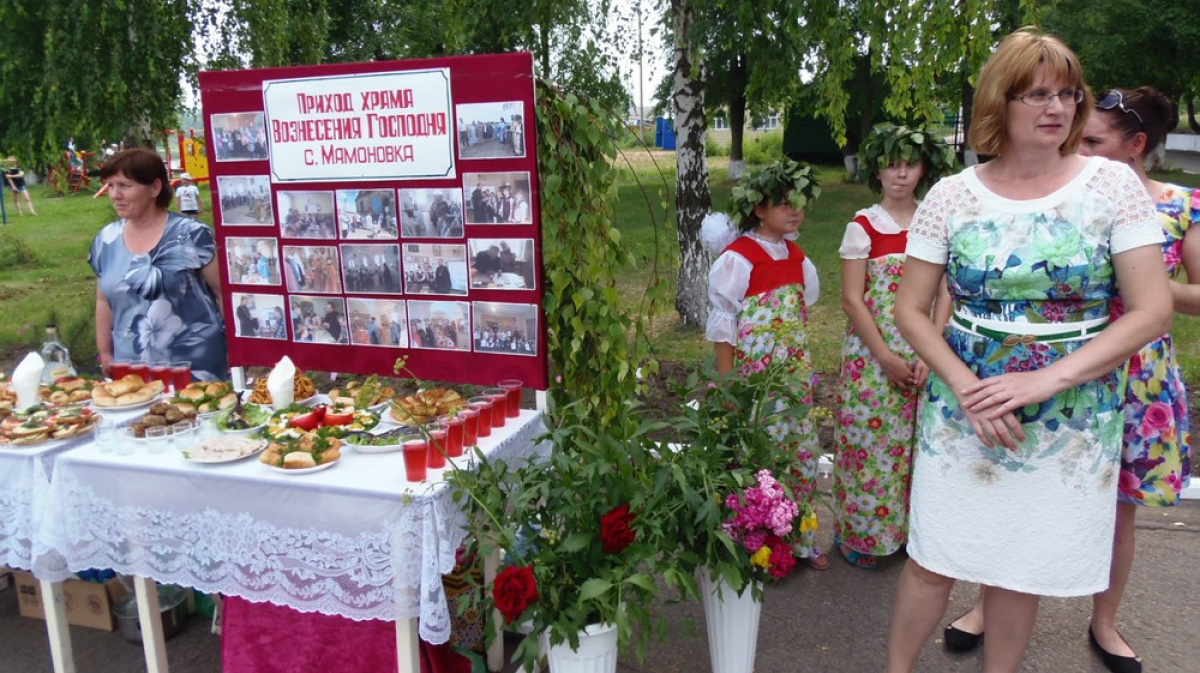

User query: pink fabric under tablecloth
[221,596,472,673]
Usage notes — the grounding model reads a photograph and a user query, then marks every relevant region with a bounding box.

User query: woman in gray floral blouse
[90,149,228,381]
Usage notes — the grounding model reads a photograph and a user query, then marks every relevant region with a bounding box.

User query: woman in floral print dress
[884,30,1172,673]
[832,124,954,569]
[706,159,827,569]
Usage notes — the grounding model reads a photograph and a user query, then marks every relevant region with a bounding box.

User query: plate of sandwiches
[0,405,101,447]
[91,375,165,410]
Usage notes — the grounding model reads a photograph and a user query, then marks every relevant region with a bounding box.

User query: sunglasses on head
[1097,90,1144,128]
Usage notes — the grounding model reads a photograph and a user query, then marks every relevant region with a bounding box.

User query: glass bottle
[40,325,77,383]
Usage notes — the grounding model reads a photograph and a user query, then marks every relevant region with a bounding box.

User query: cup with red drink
[170,361,192,392]
[149,361,172,389]
[459,406,480,447]
[437,414,465,458]
[427,425,448,469]
[128,360,150,384]
[402,438,428,482]
[482,388,509,429]
[497,379,522,418]
[467,396,493,438]
[108,359,132,381]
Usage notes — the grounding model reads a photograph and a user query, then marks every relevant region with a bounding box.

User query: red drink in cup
[438,415,465,458]
[483,388,508,428]
[498,379,522,418]
[402,438,428,482]
[150,361,172,389]
[467,397,493,438]
[108,360,132,381]
[128,361,150,384]
[170,361,192,392]
[427,427,448,469]
[459,407,480,446]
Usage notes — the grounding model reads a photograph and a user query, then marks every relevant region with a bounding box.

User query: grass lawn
[1,159,1199,387]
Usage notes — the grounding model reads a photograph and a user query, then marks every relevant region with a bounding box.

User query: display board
[199,53,546,389]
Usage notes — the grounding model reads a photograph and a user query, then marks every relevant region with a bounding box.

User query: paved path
[4,498,1198,672]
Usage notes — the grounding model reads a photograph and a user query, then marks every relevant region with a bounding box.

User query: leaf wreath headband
[857,122,956,196]
[729,159,821,232]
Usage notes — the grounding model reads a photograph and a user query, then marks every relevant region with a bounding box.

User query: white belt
[950,309,1109,346]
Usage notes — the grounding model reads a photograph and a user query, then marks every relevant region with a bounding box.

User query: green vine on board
[536,80,656,432]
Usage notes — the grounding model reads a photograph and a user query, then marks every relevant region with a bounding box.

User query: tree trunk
[671,0,713,328]
[727,53,748,180]
[1189,98,1200,134]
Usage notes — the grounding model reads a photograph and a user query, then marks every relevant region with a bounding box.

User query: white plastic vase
[540,622,619,673]
[700,569,762,673]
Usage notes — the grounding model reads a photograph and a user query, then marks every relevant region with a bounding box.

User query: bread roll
[283,452,316,469]
[205,382,227,397]
[217,392,238,410]
[107,379,139,396]
[69,390,91,402]
[142,380,165,396]
[92,386,116,403]
[180,386,206,401]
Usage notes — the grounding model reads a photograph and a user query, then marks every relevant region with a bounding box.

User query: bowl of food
[214,401,271,436]
[343,426,423,454]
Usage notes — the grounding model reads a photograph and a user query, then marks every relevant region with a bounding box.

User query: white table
[1,434,96,673]
[32,409,549,673]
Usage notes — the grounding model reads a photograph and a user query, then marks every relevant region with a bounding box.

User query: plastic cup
[483,388,508,428]
[170,361,192,392]
[171,421,195,447]
[195,416,217,441]
[498,379,523,417]
[402,438,428,482]
[145,426,168,454]
[150,361,172,389]
[459,407,480,447]
[438,414,465,458]
[115,427,137,456]
[108,360,132,381]
[467,397,493,438]
[94,421,119,453]
[128,361,150,384]
[427,427,448,469]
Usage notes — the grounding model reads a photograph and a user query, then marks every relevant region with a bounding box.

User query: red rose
[600,504,636,554]
[493,565,538,624]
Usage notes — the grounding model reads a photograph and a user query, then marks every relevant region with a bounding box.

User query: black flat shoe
[1089,626,1142,673]
[943,613,983,654]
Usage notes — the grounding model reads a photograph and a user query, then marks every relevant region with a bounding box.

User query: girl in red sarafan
[831,123,955,570]
[703,159,828,570]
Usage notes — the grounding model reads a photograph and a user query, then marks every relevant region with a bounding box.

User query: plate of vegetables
[343,426,423,454]
[263,404,379,442]
[214,401,271,436]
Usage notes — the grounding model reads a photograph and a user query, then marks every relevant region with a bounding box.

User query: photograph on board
[231,293,289,340]
[278,190,337,239]
[472,302,538,356]
[281,245,342,294]
[399,188,464,238]
[340,243,402,294]
[289,295,349,345]
[211,112,269,162]
[462,172,532,225]
[336,189,398,240]
[346,298,408,348]
[406,300,471,352]
[225,236,281,286]
[467,238,536,290]
[216,176,273,225]
[402,243,468,296]
[456,101,526,159]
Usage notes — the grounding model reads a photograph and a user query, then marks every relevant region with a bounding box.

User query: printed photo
[406,301,471,352]
[281,245,342,294]
[462,172,532,225]
[231,293,289,340]
[399,188,464,238]
[216,176,273,225]
[457,101,527,160]
[402,243,468,296]
[467,238,536,290]
[225,237,281,286]
[341,244,402,294]
[288,295,349,345]
[346,299,408,348]
[278,190,337,239]
[211,112,269,162]
[336,189,398,240]
[472,302,538,356]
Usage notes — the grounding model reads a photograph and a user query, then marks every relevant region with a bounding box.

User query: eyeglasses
[1009,88,1085,107]
[1097,90,1144,128]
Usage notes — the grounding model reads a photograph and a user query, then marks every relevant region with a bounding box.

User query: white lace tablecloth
[32,410,548,644]
[0,436,93,571]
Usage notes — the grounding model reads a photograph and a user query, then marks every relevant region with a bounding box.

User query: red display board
[199,53,546,389]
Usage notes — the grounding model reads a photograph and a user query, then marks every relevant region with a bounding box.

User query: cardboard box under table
[12,570,127,631]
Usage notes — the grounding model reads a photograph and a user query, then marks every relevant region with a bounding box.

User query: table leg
[133,576,170,673]
[484,550,503,671]
[38,579,76,673]
[395,617,419,673]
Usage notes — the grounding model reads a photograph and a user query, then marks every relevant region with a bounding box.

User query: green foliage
[537,81,658,431]
[857,122,957,196]
[741,131,784,165]
[0,231,41,269]
[705,137,731,157]
[728,158,821,231]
